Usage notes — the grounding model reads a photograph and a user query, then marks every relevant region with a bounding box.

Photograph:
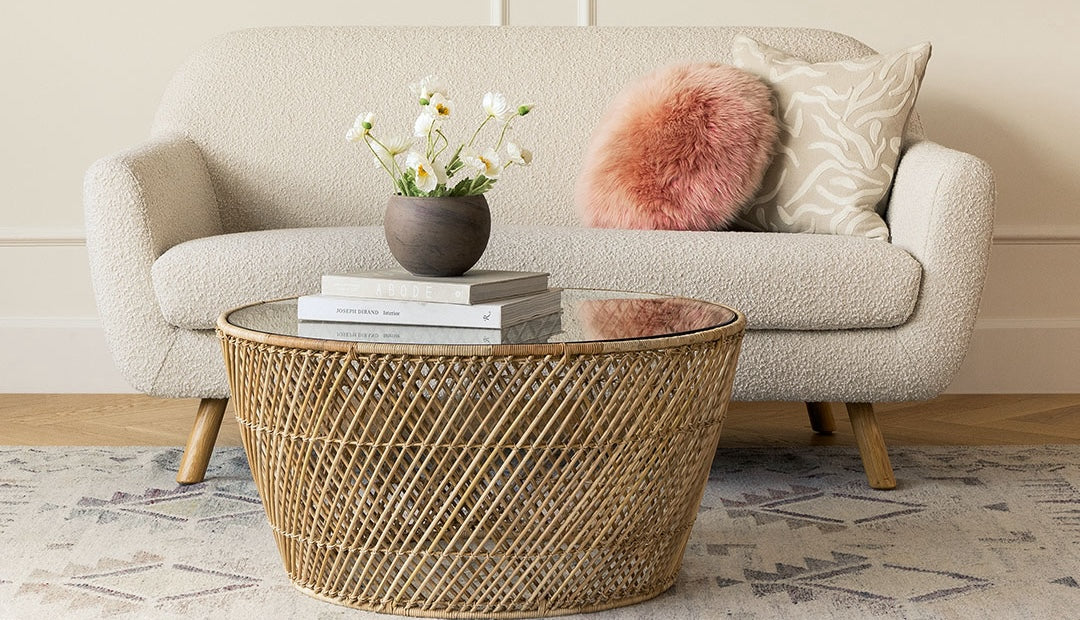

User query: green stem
[434,129,450,159]
[426,119,437,160]
[368,134,405,180]
[494,117,514,151]
[363,134,399,186]
[468,114,494,148]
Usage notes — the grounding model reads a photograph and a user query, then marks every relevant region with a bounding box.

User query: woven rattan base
[219,305,743,618]
[293,577,676,618]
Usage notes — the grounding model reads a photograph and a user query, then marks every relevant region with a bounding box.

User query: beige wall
[1,0,1077,392]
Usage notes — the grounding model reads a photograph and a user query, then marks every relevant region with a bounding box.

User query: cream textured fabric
[84,26,993,402]
[152,225,920,331]
[732,36,932,241]
[152,27,906,232]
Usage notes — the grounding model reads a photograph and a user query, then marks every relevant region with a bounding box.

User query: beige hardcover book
[321,269,549,304]
[296,312,563,345]
[298,289,563,329]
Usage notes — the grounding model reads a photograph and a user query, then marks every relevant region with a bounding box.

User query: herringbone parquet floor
[1,394,1078,446]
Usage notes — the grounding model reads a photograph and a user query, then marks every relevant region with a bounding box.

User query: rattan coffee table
[218,289,744,618]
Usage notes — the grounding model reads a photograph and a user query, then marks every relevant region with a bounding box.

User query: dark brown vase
[383,194,491,277]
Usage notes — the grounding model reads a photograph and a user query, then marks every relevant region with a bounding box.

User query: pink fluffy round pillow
[575,62,778,230]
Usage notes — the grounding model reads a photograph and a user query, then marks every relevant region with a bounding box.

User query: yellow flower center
[480,156,493,172]
[435,103,450,116]
[417,165,430,179]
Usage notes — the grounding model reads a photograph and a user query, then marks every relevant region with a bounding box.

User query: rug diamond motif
[123,492,261,523]
[804,562,991,602]
[761,493,925,525]
[68,562,258,602]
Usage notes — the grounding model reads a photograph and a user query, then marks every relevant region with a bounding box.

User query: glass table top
[224,289,738,347]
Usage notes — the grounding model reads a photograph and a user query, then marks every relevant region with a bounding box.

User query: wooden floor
[1,394,1079,447]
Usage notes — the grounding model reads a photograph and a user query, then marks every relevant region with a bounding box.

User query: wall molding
[0,227,86,247]
[975,317,1080,330]
[992,224,1080,246]
[490,0,509,26]
[0,316,101,329]
[577,0,596,26]
[2,224,1078,248]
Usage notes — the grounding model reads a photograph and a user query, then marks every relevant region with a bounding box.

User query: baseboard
[0,316,1075,394]
[0,317,133,393]
[946,318,1080,393]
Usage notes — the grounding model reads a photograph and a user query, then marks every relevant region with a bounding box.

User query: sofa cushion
[152,224,921,332]
[575,62,778,230]
[730,36,932,241]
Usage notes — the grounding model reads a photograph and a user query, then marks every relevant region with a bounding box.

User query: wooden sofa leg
[845,402,896,490]
[177,398,229,484]
[805,402,836,434]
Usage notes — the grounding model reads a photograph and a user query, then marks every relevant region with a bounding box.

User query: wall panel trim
[577,0,596,26]
[992,224,1080,246]
[2,225,1079,248]
[0,228,86,247]
[490,0,509,26]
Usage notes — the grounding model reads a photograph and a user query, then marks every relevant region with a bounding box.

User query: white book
[321,269,549,304]
[296,312,563,345]
[297,289,563,329]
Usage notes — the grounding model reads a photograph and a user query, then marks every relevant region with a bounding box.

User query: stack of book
[296,269,563,345]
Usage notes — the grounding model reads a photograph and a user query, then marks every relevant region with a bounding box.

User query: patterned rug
[2,445,1079,619]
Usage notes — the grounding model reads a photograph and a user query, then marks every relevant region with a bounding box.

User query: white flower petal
[346,112,374,142]
[478,148,501,179]
[482,92,511,120]
[410,75,447,99]
[507,142,533,166]
[406,151,441,193]
[371,136,411,168]
[413,112,436,137]
[427,93,453,119]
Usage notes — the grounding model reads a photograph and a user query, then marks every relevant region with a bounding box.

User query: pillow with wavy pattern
[575,62,778,230]
[731,36,931,241]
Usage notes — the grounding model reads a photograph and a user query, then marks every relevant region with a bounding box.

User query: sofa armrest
[85,135,222,259]
[83,135,223,394]
[886,139,996,389]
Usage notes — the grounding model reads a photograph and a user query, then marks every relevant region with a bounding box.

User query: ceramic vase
[383,194,491,277]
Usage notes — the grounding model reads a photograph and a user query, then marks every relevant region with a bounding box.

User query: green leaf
[445,144,465,178]
[448,177,473,197]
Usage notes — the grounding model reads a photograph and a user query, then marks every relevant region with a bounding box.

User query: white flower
[345,112,375,142]
[427,93,453,119]
[506,142,533,166]
[462,147,502,179]
[409,75,447,100]
[482,92,511,120]
[406,151,446,193]
[413,111,436,137]
[371,135,412,168]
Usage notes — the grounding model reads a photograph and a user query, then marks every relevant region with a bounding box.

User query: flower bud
[419,97,430,106]
[517,105,532,116]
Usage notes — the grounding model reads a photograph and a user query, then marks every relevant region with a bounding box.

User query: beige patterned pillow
[731,36,931,241]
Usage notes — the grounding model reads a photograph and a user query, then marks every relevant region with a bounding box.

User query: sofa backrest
[153,26,921,233]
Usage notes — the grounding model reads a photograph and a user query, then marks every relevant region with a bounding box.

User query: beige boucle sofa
[84,26,995,489]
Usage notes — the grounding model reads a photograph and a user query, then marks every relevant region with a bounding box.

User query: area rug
[2,445,1079,619]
